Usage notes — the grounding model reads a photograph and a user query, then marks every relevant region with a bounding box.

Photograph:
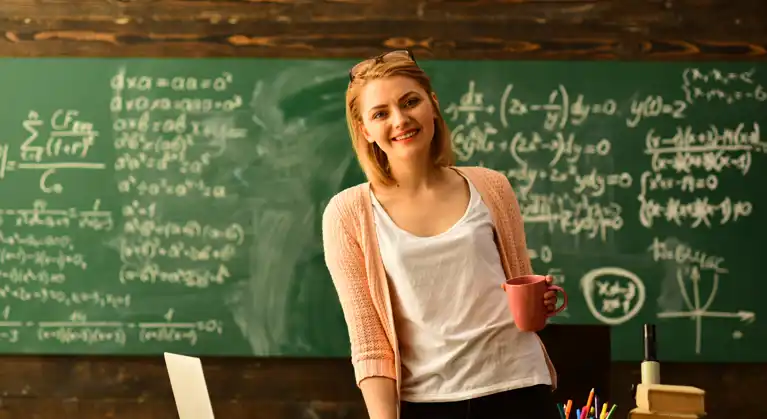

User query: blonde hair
[345,52,455,186]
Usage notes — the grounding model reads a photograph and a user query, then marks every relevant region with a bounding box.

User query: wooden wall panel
[0,0,765,59]
[0,324,610,419]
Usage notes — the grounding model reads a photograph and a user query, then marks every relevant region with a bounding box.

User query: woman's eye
[404,98,420,107]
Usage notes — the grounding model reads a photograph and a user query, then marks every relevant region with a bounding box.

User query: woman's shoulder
[322,182,370,228]
[452,165,522,210]
[453,165,511,188]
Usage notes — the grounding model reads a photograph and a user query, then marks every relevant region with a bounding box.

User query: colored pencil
[605,404,617,419]
[565,400,572,418]
[599,403,608,419]
[594,395,598,418]
[581,388,595,419]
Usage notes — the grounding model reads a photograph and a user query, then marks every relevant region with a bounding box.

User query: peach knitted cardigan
[321,166,557,395]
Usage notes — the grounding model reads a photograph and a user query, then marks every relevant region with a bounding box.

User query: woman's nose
[390,109,411,129]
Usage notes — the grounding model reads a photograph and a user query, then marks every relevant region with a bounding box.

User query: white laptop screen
[164,352,216,419]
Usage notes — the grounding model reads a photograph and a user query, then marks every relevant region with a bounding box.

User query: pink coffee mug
[500,274,568,332]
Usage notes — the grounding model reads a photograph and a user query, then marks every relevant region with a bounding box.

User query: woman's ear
[431,92,440,108]
[358,121,374,144]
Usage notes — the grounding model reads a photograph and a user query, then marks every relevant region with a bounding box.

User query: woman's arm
[322,196,399,418]
[359,377,398,419]
[499,176,533,276]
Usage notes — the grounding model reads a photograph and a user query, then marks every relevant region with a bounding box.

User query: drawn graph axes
[657,268,755,354]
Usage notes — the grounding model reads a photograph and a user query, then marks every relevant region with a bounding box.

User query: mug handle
[545,285,568,317]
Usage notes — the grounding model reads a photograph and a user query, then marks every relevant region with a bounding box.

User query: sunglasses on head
[349,49,418,82]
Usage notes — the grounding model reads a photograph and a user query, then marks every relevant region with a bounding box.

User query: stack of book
[629,383,706,418]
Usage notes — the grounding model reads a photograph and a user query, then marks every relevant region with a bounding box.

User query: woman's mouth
[393,129,419,142]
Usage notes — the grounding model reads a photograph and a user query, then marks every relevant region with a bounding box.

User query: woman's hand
[543,275,558,313]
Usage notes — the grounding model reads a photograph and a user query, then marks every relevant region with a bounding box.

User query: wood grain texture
[0,341,763,418]
[0,325,611,419]
[0,398,365,419]
[0,0,765,59]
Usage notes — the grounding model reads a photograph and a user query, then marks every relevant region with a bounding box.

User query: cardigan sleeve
[321,196,397,386]
[499,176,534,277]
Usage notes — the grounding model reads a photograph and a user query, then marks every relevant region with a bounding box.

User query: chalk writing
[654,237,755,354]
[498,84,618,131]
[682,67,766,105]
[581,267,646,325]
[444,66,760,356]
[627,95,687,128]
[639,122,763,228]
[444,81,495,125]
[448,81,628,242]
[108,65,247,345]
[527,245,553,264]
[0,110,104,194]
[0,200,113,231]
[638,196,753,228]
[0,65,251,350]
[647,237,726,273]
[0,59,760,361]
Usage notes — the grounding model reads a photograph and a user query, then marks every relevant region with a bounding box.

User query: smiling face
[357,75,438,165]
[344,54,455,186]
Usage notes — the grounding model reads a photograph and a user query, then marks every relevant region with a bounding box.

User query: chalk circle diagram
[581,267,646,325]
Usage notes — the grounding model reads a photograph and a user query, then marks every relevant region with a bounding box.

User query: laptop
[163,352,216,419]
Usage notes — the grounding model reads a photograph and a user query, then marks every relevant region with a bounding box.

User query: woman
[322,50,562,419]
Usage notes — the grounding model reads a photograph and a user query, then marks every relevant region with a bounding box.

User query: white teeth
[395,130,418,141]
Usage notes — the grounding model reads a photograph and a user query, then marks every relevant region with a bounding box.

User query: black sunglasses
[349,49,418,82]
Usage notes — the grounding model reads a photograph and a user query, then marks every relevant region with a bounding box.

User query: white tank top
[370,175,551,402]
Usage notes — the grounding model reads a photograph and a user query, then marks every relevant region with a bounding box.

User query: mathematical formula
[442,65,761,348]
[0,309,223,346]
[0,66,249,350]
[0,62,760,357]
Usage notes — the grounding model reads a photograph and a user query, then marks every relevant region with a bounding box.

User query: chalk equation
[682,67,766,105]
[0,110,104,194]
[445,80,696,132]
[0,308,223,346]
[0,59,761,359]
[0,66,252,352]
[581,267,646,326]
[639,122,763,229]
[445,67,765,247]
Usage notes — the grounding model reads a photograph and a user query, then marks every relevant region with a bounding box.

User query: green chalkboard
[0,58,762,362]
